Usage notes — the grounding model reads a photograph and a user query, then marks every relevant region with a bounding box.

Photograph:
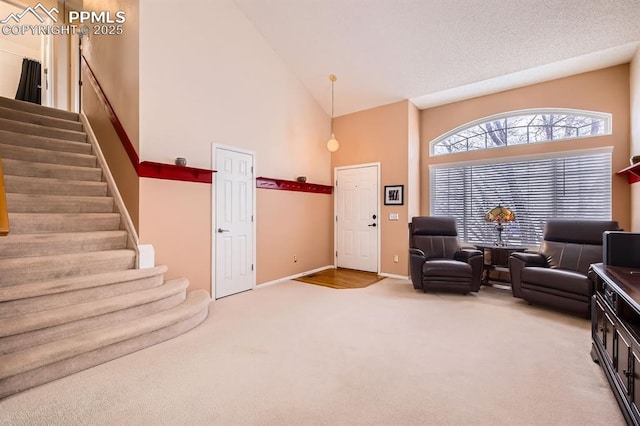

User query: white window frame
[430,108,612,157]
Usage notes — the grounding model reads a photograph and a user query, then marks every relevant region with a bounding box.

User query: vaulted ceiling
[234,0,640,116]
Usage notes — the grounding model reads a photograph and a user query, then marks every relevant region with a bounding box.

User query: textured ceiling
[233,0,640,116]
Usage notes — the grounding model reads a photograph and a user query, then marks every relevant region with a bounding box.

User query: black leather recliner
[509,219,620,317]
[409,216,483,294]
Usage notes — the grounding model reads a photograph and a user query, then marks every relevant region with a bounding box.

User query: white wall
[631,48,640,231]
[138,0,330,183]
[0,2,41,99]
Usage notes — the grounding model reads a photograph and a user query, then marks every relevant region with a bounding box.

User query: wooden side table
[474,244,528,288]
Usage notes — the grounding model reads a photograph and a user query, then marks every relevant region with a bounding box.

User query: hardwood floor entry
[294,268,384,289]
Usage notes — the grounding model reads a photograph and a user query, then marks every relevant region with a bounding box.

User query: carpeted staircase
[0,97,210,399]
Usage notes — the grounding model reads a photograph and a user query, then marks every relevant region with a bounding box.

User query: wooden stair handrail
[0,158,9,236]
[81,55,215,183]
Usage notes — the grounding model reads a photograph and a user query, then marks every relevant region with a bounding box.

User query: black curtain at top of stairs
[15,58,42,105]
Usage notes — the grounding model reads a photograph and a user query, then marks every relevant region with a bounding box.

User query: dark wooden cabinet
[633,352,640,418]
[616,329,632,395]
[591,263,640,425]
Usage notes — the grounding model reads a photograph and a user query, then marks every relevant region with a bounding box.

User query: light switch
[389,213,399,220]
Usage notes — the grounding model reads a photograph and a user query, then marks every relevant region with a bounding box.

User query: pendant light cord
[330,74,336,134]
[326,74,339,152]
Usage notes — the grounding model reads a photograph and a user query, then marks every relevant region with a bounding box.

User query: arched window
[430,109,612,156]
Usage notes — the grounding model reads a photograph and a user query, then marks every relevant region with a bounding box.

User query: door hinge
[335,216,338,222]
[251,166,254,174]
[335,180,338,187]
[335,251,338,257]
[78,80,83,86]
[251,215,254,222]
[251,264,254,271]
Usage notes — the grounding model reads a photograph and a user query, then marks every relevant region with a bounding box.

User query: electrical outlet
[294,256,297,263]
[393,254,399,263]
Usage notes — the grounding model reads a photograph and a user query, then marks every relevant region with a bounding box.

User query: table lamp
[484,205,515,246]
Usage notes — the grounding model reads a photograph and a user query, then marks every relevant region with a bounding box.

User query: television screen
[603,231,640,268]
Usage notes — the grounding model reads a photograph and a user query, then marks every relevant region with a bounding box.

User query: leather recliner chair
[409,216,483,294]
[509,219,620,317]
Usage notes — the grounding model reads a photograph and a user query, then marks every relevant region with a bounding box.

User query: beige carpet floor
[0,278,625,425]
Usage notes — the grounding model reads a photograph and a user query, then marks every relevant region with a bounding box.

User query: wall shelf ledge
[138,161,215,184]
[256,177,333,194]
[617,162,640,184]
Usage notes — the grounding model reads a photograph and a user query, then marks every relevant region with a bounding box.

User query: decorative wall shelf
[83,55,216,185]
[617,163,640,184]
[138,161,215,184]
[256,177,333,194]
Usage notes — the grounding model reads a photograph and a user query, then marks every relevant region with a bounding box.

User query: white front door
[336,165,379,272]
[214,147,254,299]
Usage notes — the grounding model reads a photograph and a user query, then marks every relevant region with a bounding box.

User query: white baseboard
[256,265,335,288]
[138,244,155,269]
[379,272,410,280]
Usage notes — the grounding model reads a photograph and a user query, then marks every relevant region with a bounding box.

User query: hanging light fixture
[327,74,339,152]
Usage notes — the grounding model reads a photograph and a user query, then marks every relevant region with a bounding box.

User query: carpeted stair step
[0,107,84,132]
[4,175,107,197]
[0,118,86,143]
[6,193,113,213]
[0,230,128,259]
[0,96,211,401]
[0,290,210,399]
[0,278,190,354]
[0,266,168,318]
[0,249,136,287]
[0,129,92,154]
[7,213,121,234]
[0,97,79,122]
[1,159,102,182]
[0,143,97,168]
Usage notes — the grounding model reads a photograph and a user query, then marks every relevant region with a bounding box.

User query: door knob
[217,228,230,233]
[368,223,377,227]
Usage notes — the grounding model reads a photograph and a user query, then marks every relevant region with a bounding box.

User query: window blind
[429,150,612,246]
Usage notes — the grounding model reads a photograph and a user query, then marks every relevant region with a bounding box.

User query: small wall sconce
[175,157,187,167]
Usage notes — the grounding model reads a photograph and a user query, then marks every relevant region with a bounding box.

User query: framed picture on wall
[384,185,404,205]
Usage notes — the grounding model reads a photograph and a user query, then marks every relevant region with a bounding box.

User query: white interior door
[336,165,379,272]
[215,147,254,298]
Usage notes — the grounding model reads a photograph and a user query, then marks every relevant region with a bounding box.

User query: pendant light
[327,74,339,152]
